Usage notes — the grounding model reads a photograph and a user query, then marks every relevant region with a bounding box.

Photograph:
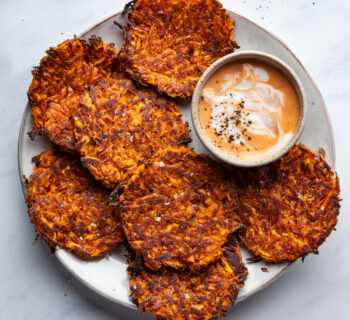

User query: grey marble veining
[1,0,350,319]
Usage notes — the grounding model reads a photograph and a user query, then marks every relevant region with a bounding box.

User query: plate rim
[17,8,335,311]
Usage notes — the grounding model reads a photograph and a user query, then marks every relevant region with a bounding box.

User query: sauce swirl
[198,61,300,160]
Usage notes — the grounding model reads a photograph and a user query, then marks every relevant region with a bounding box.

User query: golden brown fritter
[73,72,190,189]
[128,237,247,320]
[234,144,340,262]
[116,145,241,272]
[27,36,118,150]
[26,150,123,257]
[120,0,236,98]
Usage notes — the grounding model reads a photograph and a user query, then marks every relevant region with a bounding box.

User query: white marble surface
[1,0,349,319]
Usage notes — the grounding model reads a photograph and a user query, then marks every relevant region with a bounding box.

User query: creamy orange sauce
[198,60,300,160]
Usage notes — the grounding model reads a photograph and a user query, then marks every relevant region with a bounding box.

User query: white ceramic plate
[18,10,335,310]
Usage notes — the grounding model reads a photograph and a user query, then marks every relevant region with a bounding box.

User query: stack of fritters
[120,0,236,98]
[28,37,190,189]
[113,144,340,319]
[26,25,246,317]
[25,0,342,319]
[26,150,124,257]
[105,144,247,318]
[234,145,340,262]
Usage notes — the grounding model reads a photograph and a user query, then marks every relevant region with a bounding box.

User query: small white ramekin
[192,50,307,167]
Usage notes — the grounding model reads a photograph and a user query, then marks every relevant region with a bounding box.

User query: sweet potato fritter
[128,237,247,320]
[121,0,236,98]
[234,144,340,262]
[73,72,190,189]
[116,145,241,272]
[26,150,123,257]
[27,36,118,150]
